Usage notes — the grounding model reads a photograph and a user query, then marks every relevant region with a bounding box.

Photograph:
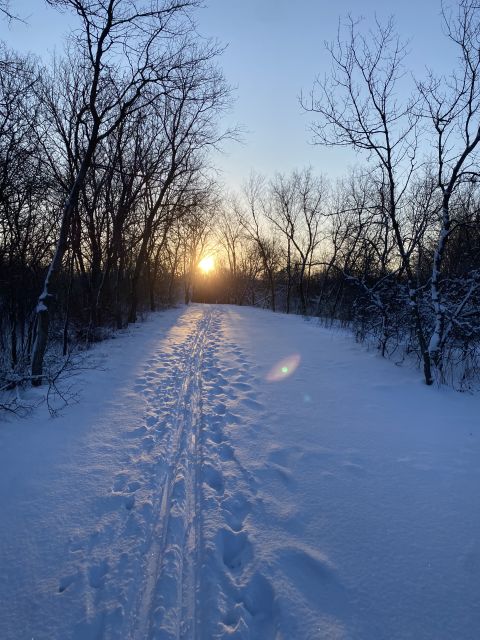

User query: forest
[1,0,480,414]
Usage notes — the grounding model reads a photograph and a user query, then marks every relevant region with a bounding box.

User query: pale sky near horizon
[1,0,456,191]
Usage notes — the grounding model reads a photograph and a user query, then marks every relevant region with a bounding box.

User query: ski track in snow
[2,304,479,640]
[57,306,274,639]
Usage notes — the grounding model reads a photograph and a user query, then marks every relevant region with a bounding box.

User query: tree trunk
[10,309,17,368]
[428,199,451,369]
[298,263,307,314]
[31,135,97,385]
[269,270,276,312]
[286,240,291,314]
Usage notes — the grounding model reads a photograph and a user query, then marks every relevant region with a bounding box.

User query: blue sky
[1,0,454,190]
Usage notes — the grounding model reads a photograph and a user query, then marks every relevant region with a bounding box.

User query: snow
[0,304,479,639]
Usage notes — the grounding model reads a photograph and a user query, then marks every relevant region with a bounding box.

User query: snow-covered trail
[0,305,274,640]
[1,304,479,640]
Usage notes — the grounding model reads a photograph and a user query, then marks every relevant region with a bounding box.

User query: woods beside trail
[1,3,480,638]
[0,0,233,400]
[2,0,480,414]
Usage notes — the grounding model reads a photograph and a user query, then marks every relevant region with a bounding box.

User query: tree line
[1,0,480,405]
[0,0,230,402]
[211,1,480,388]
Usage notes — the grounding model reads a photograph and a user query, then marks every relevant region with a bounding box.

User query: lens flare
[266,354,301,382]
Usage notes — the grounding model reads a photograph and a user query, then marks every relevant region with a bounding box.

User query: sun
[198,255,215,274]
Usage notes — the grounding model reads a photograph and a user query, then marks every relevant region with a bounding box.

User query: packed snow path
[1,304,479,639]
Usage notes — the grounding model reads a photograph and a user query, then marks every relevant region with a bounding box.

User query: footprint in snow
[219,572,276,639]
[209,379,227,393]
[214,401,227,416]
[242,571,275,618]
[274,545,349,615]
[141,435,155,451]
[124,494,135,510]
[239,398,264,411]
[222,605,248,635]
[262,462,295,488]
[219,527,253,572]
[112,473,141,494]
[231,381,252,392]
[268,445,302,467]
[222,492,251,531]
[203,463,225,495]
[58,572,78,593]
[112,472,129,492]
[217,442,235,461]
[88,560,109,589]
[209,431,227,445]
[225,412,241,425]
[145,415,157,428]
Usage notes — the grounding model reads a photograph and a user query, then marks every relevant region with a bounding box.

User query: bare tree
[418,0,480,373]
[31,0,202,384]
[0,48,48,384]
[126,52,231,322]
[179,198,215,304]
[303,16,434,384]
[241,174,280,311]
[0,0,22,22]
[217,201,245,304]
[267,168,325,314]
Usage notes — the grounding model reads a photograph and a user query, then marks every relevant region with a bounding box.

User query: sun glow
[198,255,215,274]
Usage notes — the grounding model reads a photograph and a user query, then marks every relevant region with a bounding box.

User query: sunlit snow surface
[0,304,479,639]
